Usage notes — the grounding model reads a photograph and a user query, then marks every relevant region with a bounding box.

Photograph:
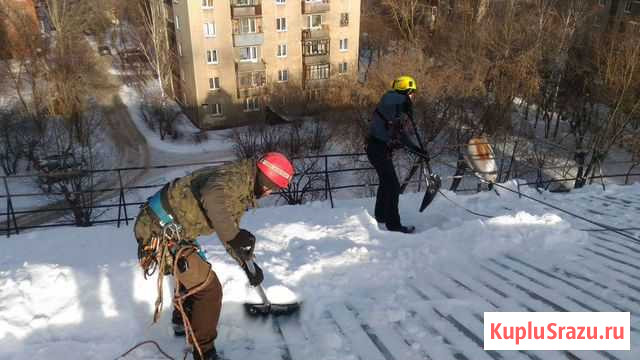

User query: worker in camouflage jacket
[133,152,294,360]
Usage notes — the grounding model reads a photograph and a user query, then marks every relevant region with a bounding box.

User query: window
[202,0,214,8]
[338,62,348,74]
[240,17,257,33]
[339,38,348,51]
[306,64,329,80]
[276,17,287,32]
[206,49,218,64]
[625,0,633,13]
[340,13,349,27]
[305,14,322,29]
[209,77,220,90]
[175,15,180,30]
[202,103,223,116]
[239,46,258,62]
[276,0,285,4]
[277,44,287,57]
[203,22,216,37]
[278,69,288,82]
[244,97,260,112]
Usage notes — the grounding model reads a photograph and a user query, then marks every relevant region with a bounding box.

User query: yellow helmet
[391,75,417,93]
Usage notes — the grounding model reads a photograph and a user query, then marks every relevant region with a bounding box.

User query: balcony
[236,67,266,97]
[232,18,264,46]
[233,33,264,47]
[236,59,266,73]
[303,63,330,88]
[301,24,330,40]
[303,53,329,65]
[231,0,262,18]
[302,0,329,14]
[302,38,329,64]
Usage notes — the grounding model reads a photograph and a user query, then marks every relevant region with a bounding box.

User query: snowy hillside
[1,183,639,360]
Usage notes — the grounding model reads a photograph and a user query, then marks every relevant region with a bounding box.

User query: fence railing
[2,152,639,237]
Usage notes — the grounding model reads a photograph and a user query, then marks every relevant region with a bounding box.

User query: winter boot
[172,296,194,336]
[387,225,415,234]
[193,346,218,360]
[172,308,185,336]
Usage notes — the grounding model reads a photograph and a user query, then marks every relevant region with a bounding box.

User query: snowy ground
[119,85,236,159]
[1,182,639,359]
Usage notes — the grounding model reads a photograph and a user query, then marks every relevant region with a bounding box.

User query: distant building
[166,0,361,129]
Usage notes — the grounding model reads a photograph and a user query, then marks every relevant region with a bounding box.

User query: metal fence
[2,152,639,237]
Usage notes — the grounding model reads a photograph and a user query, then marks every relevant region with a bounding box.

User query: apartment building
[169,0,361,129]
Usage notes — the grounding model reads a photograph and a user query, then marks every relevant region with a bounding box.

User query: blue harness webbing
[148,190,174,226]
[148,189,207,261]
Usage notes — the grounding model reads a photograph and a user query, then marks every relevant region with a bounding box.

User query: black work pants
[366,138,402,229]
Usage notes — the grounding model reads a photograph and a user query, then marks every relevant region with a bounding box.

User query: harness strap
[148,187,175,226]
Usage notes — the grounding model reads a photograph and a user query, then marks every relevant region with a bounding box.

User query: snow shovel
[243,260,301,316]
[404,115,442,212]
[405,147,442,212]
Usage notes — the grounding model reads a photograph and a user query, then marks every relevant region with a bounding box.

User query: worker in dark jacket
[367,76,422,234]
[133,153,294,360]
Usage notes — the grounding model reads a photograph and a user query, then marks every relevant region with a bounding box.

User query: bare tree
[127,0,177,139]
[34,108,106,226]
[574,31,640,188]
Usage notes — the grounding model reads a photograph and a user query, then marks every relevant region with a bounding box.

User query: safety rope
[172,246,216,360]
[134,219,214,360]
[114,340,187,360]
[436,189,497,218]
[490,182,640,244]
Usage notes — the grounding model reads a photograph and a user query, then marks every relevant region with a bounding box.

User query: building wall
[171,0,361,129]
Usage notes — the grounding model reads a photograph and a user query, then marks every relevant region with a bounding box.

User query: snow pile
[0,185,635,359]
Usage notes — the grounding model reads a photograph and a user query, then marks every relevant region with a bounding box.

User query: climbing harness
[142,189,211,360]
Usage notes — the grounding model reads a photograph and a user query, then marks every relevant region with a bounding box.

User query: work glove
[228,229,256,263]
[242,261,264,286]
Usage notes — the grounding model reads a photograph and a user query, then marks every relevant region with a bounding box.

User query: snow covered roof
[1,183,639,359]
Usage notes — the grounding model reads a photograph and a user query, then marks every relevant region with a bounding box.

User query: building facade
[169,0,361,129]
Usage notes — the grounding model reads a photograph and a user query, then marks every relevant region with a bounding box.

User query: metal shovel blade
[244,301,301,316]
[243,261,301,316]
[419,174,442,212]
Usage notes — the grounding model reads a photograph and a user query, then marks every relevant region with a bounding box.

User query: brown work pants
[174,247,223,353]
[134,208,222,353]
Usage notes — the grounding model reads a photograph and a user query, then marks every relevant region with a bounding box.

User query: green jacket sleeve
[199,178,241,246]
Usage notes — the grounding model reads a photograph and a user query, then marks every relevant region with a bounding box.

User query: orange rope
[172,246,215,360]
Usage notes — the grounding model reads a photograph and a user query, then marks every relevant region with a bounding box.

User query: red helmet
[257,152,294,189]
